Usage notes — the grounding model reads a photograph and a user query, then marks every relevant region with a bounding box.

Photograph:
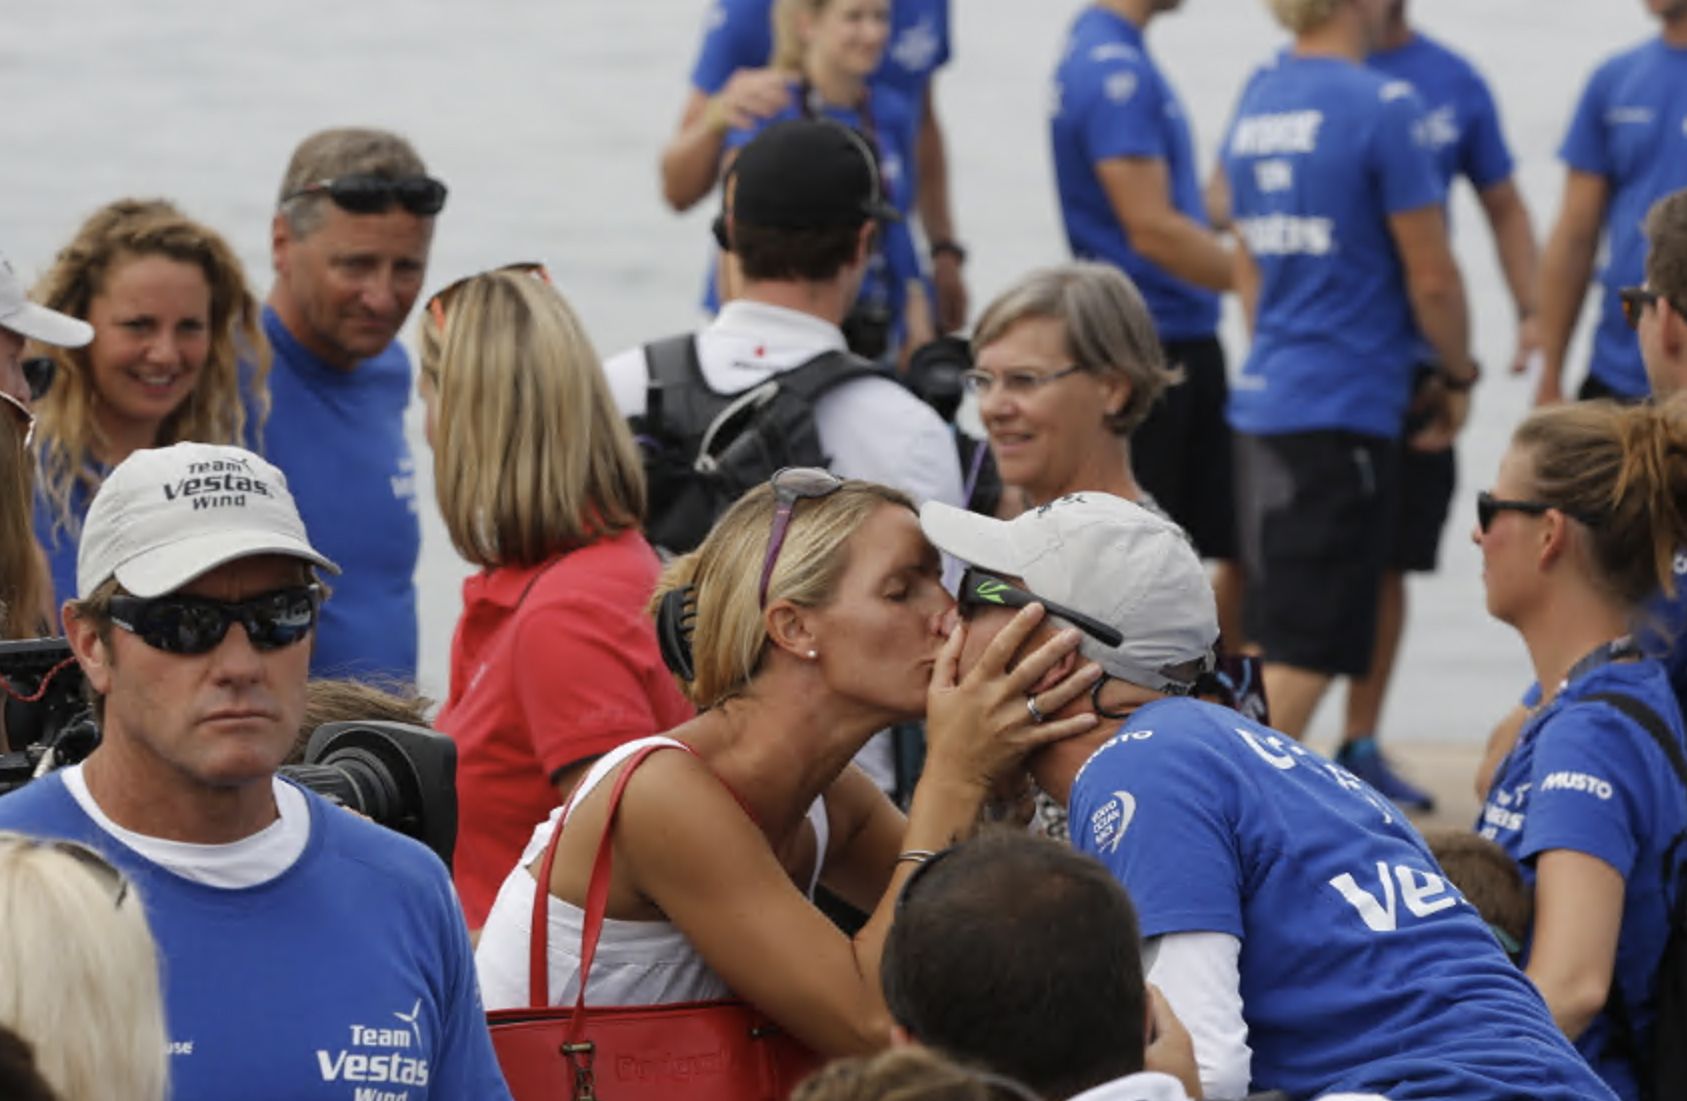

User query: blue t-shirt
[1050,7,1220,342]
[1561,38,1687,397]
[1069,697,1614,1101]
[33,475,98,620]
[711,87,925,354]
[1221,56,1445,438]
[259,306,419,682]
[691,0,950,110]
[0,774,513,1101]
[1480,660,1687,1101]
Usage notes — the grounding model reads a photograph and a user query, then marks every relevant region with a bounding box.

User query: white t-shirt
[601,299,966,512]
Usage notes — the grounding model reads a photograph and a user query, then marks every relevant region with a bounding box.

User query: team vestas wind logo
[161,456,274,512]
[889,15,940,75]
[316,1000,431,1099]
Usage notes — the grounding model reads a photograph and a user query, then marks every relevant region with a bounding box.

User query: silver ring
[1026,695,1046,724]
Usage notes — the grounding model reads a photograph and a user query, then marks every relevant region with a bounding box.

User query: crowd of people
[1,0,1686,1099]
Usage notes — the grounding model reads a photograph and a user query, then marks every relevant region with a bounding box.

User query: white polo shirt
[602,300,965,511]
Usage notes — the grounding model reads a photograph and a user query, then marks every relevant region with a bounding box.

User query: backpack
[629,334,882,554]
[1583,692,1687,1101]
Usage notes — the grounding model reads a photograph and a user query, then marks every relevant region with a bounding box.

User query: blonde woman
[419,266,694,933]
[0,395,51,641]
[0,833,168,1101]
[31,199,266,609]
[474,469,1100,1055]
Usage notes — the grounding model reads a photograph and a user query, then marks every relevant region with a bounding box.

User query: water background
[1,0,1660,748]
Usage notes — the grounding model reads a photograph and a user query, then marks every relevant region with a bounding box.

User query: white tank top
[474,736,830,1011]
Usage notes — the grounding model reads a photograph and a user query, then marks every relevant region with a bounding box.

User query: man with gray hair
[263,127,445,683]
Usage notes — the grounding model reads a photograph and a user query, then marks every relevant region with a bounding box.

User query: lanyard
[1560,636,1642,693]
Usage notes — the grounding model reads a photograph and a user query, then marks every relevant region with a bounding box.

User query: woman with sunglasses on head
[0,394,53,643]
[29,199,266,617]
[474,468,1098,1057]
[0,833,169,1101]
[708,0,931,366]
[1475,396,1687,1101]
[418,267,695,935]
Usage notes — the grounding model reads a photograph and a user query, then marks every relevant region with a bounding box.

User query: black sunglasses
[957,567,1123,648]
[282,174,448,217]
[20,356,53,401]
[107,584,322,655]
[1620,285,1664,330]
[1475,490,1600,534]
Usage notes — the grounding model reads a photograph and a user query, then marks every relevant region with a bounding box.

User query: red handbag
[487,742,823,1100]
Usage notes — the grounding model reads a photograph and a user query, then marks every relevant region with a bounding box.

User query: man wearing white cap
[921,492,1616,1101]
[0,249,92,406]
[0,442,512,1100]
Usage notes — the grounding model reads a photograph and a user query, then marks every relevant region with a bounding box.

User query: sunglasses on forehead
[281,173,448,217]
[107,585,321,656]
[425,261,552,335]
[1,388,33,449]
[0,835,130,909]
[956,567,1124,648]
[759,467,846,607]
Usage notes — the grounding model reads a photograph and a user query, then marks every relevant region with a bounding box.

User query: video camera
[0,638,459,868]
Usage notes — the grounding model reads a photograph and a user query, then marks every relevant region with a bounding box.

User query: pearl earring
[807,650,819,660]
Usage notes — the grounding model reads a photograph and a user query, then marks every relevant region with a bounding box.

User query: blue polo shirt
[1561,37,1687,397]
[1221,54,1444,437]
[1050,6,1220,342]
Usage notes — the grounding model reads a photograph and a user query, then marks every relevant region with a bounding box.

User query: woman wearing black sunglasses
[1474,396,1687,1100]
[474,470,1098,1055]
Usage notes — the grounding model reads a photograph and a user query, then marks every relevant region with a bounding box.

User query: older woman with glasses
[1475,396,1687,1101]
[474,468,1100,1058]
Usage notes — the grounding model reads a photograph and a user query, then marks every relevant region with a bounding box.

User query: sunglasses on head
[759,467,846,608]
[281,173,448,217]
[1620,285,1665,330]
[1,388,33,449]
[107,584,322,656]
[1475,490,1600,534]
[425,261,552,334]
[1,835,130,909]
[956,567,1124,648]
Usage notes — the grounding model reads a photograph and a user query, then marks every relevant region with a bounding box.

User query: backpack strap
[640,333,712,443]
[774,348,883,404]
[1584,692,1687,792]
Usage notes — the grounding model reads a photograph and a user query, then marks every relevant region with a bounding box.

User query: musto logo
[616,1045,735,1084]
[317,1003,430,1100]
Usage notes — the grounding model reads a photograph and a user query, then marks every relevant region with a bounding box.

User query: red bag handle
[526,741,700,1042]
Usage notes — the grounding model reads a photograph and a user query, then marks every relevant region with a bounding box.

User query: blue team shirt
[0,774,513,1101]
[1480,660,1687,1101]
[33,475,99,619]
[1050,7,1219,342]
[1069,697,1615,1100]
[712,88,925,351]
[260,307,419,682]
[691,0,950,110]
[1222,56,1445,437]
[1561,38,1687,397]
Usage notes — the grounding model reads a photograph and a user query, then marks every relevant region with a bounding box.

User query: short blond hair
[1267,0,1348,33]
[0,835,168,1101]
[418,269,646,568]
[972,263,1178,435]
[653,478,912,709]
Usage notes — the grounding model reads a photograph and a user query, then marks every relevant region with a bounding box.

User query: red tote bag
[487,743,822,1100]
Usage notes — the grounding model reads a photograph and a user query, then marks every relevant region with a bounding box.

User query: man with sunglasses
[0,442,512,1100]
[262,127,446,683]
[920,492,1615,1101]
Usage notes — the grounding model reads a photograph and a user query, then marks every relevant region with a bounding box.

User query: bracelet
[1439,360,1482,393]
[896,849,938,866]
[929,239,967,264]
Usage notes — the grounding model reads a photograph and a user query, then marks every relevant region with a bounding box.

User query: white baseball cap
[0,251,93,348]
[921,493,1218,693]
[78,442,339,599]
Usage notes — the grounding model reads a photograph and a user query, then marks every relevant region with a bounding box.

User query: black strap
[641,333,710,442]
[1585,693,1687,792]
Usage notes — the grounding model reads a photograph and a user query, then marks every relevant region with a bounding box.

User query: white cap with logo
[0,252,93,348]
[920,493,1218,693]
[77,442,339,599]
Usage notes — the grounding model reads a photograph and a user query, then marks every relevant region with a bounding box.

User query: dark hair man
[263,127,444,684]
[1638,188,1687,398]
[0,441,512,1100]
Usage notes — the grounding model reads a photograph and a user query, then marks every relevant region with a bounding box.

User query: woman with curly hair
[30,199,267,609]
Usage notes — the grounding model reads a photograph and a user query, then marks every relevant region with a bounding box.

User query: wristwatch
[929,239,967,265]
[1439,360,1481,393]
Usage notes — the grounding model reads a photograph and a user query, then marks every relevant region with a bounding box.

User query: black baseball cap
[728,119,901,232]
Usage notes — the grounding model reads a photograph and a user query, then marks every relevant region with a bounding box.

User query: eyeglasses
[426,261,552,334]
[1,388,34,449]
[956,567,1124,648]
[107,584,322,655]
[759,467,845,608]
[1475,490,1600,534]
[281,174,449,217]
[959,364,1083,398]
[20,356,53,401]
[1621,285,1664,329]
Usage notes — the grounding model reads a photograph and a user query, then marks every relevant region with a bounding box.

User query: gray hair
[276,127,429,236]
[972,262,1179,435]
[1266,0,1348,33]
